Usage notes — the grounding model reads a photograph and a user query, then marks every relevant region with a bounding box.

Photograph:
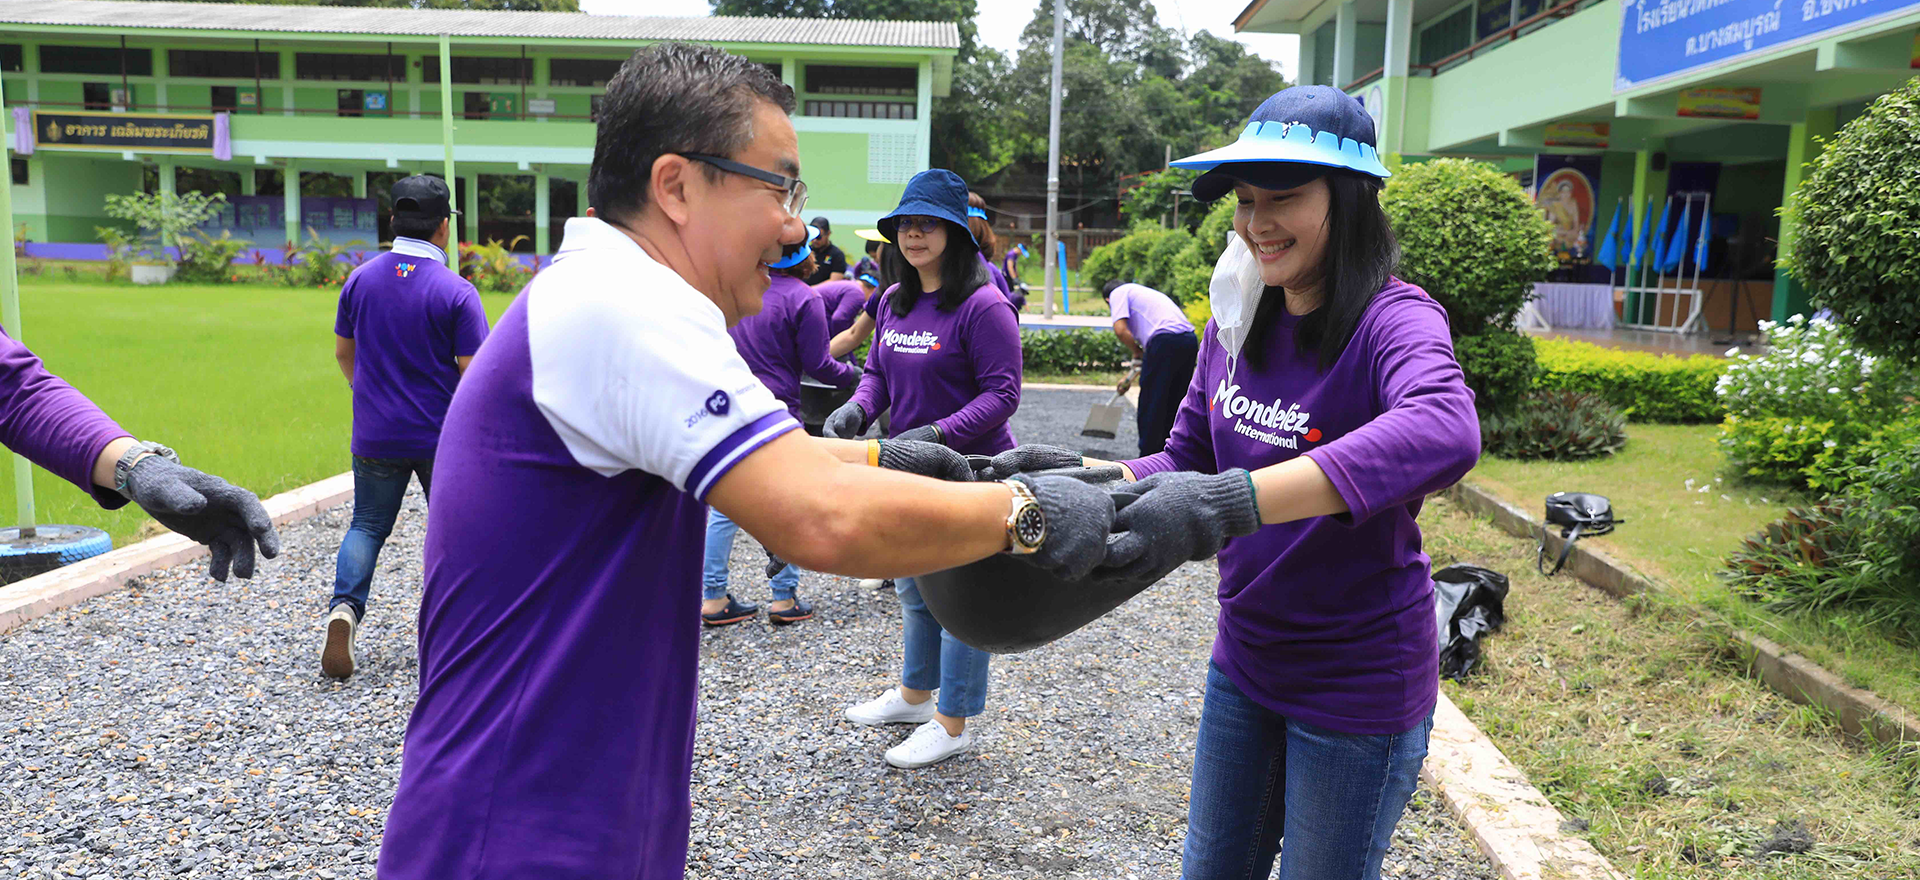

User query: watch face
[1014,505,1046,548]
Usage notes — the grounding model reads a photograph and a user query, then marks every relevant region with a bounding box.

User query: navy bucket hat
[878,169,978,247]
[1176,85,1391,202]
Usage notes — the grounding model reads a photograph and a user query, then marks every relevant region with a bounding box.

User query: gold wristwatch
[1002,479,1047,555]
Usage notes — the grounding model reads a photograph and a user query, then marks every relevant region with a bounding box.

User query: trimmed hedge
[1532,337,1726,423]
[1021,328,1130,374]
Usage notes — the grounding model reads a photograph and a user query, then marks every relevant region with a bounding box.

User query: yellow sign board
[1677,87,1761,120]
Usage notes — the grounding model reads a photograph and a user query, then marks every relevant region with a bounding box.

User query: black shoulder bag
[1537,492,1622,576]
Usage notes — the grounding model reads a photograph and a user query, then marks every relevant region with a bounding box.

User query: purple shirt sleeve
[1301,298,1481,525]
[794,292,860,388]
[848,290,893,420]
[1122,320,1218,479]
[451,285,489,357]
[333,276,356,339]
[0,327,132,508]
[932,292,1023,447]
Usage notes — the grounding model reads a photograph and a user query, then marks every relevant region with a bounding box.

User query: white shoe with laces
[844,687,936,727]
[885,720,972,769]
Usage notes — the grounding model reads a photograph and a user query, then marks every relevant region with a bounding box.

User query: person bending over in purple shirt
[979,86,1482,880]
[376,44,1118,880]
[1102,280,1198,456]
[702,228,860,627]
[0,329,279,581]
[324,174,490,679]
[822,168,1024,771]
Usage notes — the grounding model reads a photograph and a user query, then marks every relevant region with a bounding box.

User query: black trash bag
[1434,564,1510,680]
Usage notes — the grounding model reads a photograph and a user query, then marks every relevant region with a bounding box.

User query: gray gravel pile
[0,388,1496,879]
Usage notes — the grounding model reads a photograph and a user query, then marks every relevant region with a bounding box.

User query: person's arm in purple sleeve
[334,276,356,384]
[0,328,281,579]
[451,285,490,375]
[846,317,891,423]
[930,295,1022,446]
[795,293,860,388]
[1117,321,1219,480]
[1300,298,1481,525]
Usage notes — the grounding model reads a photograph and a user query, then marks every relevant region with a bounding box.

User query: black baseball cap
[391,174,459,220]
[809,216,831,232]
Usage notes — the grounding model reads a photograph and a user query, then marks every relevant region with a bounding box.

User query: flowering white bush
[1716,315,1920,485]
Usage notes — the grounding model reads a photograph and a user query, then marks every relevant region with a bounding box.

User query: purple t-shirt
[380,218,799,879]
[1108,283,1194,346]
[980,253,1011,297]
[1122,278,1480,735]
[0,326,129,509]
[730,275,860,420]
[850,284,1022,456]
[811,279,870,339]
[333,240,489,459]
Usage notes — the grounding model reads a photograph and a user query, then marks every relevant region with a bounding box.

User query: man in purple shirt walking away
[1103,280,1198,455]
[323,174,490,680]
[0,334,279,581]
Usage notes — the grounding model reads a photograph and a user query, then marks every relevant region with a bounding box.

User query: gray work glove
[876,439,976,483]
[1102,469,1261,584]
[121,456,282,581]
[973,444,1086,481]
[893,423,943,445]
[823,400,870,439]
[1010,472,1119,581]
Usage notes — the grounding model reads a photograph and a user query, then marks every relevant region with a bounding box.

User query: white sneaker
[844,687,936,727]
[320,606,358,679]
[885,720,972,769]
[859,578,887,590]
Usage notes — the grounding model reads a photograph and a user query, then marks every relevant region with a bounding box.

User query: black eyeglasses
[680,153,808,217]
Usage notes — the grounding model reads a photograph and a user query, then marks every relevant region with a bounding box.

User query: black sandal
[701,595,759,626]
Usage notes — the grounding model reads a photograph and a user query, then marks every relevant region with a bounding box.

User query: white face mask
[1209,235,1266,384]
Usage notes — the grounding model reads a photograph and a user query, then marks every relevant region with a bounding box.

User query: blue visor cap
[1175,85,1390,202]
[878,169,978,247]
[767,223,822,269]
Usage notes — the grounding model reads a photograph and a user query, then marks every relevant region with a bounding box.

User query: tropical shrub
[1381,158,1555,334]
[174,230,252,284]
[1454,331,1539,417]
[286,228,366,288]
[461,236,534,295]
[1021,328,1130,374]
[94,226,135,281]
[103,191,227,267]
[1480,389,1627,461]
[1780,77,1920,366]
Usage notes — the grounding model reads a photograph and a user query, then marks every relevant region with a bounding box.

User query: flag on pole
[1630,196,1657,268]
[1647,197,1673,274]
[1595,200,1623,271]
[1692,207,1712,273]
[1660,199,1692,273]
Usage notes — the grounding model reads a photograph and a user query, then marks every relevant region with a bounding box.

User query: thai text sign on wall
[1617,0,1920,91]
[33,110,215,153]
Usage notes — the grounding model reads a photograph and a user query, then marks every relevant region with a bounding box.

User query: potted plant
[102,190,228,285]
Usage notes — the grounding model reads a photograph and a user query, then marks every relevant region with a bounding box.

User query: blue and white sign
[1617,0,1920,91]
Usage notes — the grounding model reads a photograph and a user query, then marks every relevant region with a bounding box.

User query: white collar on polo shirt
[391,236,447,264]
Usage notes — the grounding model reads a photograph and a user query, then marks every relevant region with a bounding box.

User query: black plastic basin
[914,554,1158,655]
[799,378,855,432]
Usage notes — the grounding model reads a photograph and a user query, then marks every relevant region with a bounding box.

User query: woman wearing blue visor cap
[988,85,1482,880]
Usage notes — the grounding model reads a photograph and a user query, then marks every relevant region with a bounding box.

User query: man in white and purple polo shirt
[377,43,1120,880]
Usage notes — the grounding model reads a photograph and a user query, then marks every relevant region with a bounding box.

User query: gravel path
[0,387,1495,879]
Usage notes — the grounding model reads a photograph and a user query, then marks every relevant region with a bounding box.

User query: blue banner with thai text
[1616,0,1920,91]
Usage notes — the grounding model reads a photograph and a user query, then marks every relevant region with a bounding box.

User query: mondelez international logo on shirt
[881,328,942,355]
[1211,380,1324,450]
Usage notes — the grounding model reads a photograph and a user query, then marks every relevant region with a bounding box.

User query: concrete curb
[0,472,354,637]
[1423,694,1626,880]
[1444,480,1920,749]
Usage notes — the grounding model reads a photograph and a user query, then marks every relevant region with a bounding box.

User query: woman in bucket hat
[824,169,1025,769]
[986,86,1481,879]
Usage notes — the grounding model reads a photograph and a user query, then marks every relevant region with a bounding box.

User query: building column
[280,49,297,117]
[1380,0,1413,155]
[283,163,301,249]
[1773,106,1838,323]
[153,47,169,111]
[352,171,368,199]
[534,172,550,254]
[915,58,933,170]
[463,174,479,245]
[1333,0,1358,88]
[156,158,176,254]
[240,168,257,196]
[576,175,589,217]
[1298,31,1318,87]
[1625,145,1668,323]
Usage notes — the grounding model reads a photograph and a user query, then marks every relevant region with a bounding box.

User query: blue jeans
[702,508,798,602]
[895,576,990,718]
[1182,661,1432,880]
[330,456,433,619]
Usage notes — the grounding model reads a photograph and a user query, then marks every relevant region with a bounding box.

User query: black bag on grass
[1434,564,1510,680]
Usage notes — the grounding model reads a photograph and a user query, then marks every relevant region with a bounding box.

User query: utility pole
[1041,0,1065,318]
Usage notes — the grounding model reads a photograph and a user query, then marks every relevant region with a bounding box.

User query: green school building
[0,0,958,257]
[1236,0,1920,329]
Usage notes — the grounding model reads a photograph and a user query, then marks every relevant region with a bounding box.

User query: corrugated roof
[0,0,960,50]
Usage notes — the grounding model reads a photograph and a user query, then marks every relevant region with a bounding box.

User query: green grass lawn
[1470,423,1920,718]
[1,279,513,547]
